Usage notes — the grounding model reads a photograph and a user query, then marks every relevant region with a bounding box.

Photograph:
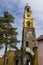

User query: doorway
[26,59,30,65]
[15,59,19,65]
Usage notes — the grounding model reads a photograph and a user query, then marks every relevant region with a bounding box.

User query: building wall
[7,51,15,65]
[0,50,21,65]
[38,41,43,65]
[0,57,4,65]
[34,48,38,65]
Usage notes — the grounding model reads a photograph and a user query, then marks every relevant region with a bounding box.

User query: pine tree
[0,11,19,65]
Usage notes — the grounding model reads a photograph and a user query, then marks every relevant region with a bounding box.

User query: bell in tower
[22,3,36,65]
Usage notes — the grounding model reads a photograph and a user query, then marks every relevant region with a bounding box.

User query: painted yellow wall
[7,51,15,65]
[34,49,38,65]
[0,57,4,65]
[0,51,21,65]
[0,51,15,65]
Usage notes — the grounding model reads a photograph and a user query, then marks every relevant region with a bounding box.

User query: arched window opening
[27,21,30,27]
[26,59,30,65]
[27,8,30,12]
[15,59,19,65]
[26,41,29,47]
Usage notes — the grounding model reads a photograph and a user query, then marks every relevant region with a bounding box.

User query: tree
[0,11,19,65]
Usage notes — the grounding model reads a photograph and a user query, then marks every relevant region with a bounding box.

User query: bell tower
[22,4,36,65]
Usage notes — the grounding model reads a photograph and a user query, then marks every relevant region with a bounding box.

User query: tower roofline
[26,3,29,6]
[25,3,30,9]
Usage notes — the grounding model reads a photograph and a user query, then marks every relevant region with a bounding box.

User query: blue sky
[0,0,43,56]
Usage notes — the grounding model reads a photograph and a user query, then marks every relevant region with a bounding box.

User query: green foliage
[0,11,19,50]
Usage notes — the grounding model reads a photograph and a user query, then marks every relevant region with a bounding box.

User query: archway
[15,59,19,65]
[26,59,30,65]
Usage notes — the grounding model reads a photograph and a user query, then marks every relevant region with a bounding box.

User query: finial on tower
[25,3,30,11]
[26,3,28,6]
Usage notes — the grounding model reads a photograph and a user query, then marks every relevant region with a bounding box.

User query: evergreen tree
[0,11,19,65]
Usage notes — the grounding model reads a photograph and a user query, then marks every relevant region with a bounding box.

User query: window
[26,41,29,47]
[27,21,30,26]
[27,8,29,12]
[27,15,30,17]
[5,58,8,65]
[32,40,34,42]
